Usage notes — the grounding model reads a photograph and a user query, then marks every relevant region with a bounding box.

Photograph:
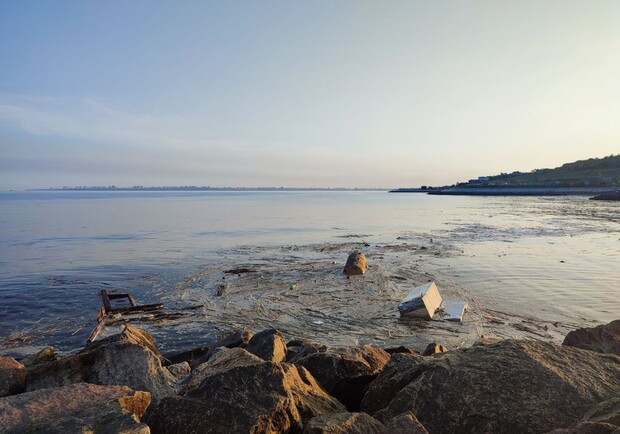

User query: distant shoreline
[27,187,388,192]
[389,187,619,196]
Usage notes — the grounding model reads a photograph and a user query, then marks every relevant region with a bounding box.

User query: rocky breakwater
[0,320,618,433]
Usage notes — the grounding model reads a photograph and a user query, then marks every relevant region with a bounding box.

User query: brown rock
[27,328,175,401]
[183,347,263,393]
[360,353,425,415]
[246,328,287,362]
[167,361,191,378]
[148,361,345,433]
[384,346,420,356]
[421,342,447,356]
[0,356,26,397]
[295,345,390,411]
[386,412,429,434]
[368,340,620,434]
[303,412,386,433]
[344,251,367,275]
[0,383,150,433]
[563,320,620,355]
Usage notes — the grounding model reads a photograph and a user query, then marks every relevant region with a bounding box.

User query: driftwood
[344,251,367,275]
[87,307,107,343]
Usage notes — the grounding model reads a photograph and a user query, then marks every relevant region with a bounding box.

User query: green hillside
[463,155,620,187]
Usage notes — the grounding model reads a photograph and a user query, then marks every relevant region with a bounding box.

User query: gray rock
[0,356,26,397]
[183,347,263,393]
[368,340,620,434]
[167,361,191,378]
[563,320,620,355]
[246,328,287,362]
[85,324,164,362]
[27,328,175,401]
[385,412,429,434]
[295,345,390,411]
[360,353,424,415]
[190,327,253,367]
[20,346,55,367]
[148,361,345,433]
[303,412,386,433]
[0,382,150,434]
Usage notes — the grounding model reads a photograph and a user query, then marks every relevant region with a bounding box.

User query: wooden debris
[344,251,367,275]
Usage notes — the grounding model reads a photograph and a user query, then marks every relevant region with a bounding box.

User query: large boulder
[246,328,287,362]
[563,320,620,355]
[27,328,175,401]
[0,356,26,397]
[148,361,345,433]
[303,412,386,433]
[183,347,263,393]
[0,383,150,433]
[295,345,390,411]
[365,340,620,434]
[361,353,425,415]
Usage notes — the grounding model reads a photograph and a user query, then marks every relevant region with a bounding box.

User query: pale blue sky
[1,1,618,189]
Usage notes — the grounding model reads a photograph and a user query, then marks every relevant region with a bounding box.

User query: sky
[0,1,618,189]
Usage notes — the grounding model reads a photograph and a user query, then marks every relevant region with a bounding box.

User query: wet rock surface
[149,361,345,433]
[0,383,150,434]
[295,345,390,411]
[562,319,620,355]
[369,340,620,434]
[0,356,26,397]
[302,411,386,434]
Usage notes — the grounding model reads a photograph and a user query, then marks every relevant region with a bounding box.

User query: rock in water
[303,412,387,433]
[0,356,26,397]
[27,327,175,401]
[246,328,287,362]
[563,319,620,355]
[148,361,345,433]
[295,345,391,411]
[0,383,150,434]
[344,251,367,275]
[364,340,620,434]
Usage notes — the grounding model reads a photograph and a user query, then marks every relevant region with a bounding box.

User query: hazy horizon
[1,1,618,189]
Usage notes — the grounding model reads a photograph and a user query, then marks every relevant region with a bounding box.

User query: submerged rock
[27,327,175,401]
[563,320,620,355]
[0,356,26,397]
[0,383,150,434]
[246,328,287,362]
[295,345,390,411]
[303,411,386,433]
[366,340,620,434]
[148,361,345,433]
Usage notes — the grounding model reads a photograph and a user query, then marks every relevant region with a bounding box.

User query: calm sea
[1,190,618,355]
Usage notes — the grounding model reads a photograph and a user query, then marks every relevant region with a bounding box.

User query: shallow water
[0,191,618,356]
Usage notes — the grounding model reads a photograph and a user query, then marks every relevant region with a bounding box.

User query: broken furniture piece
[399,281,442,319]
[344,251,367,275]
[442,300,469,322]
